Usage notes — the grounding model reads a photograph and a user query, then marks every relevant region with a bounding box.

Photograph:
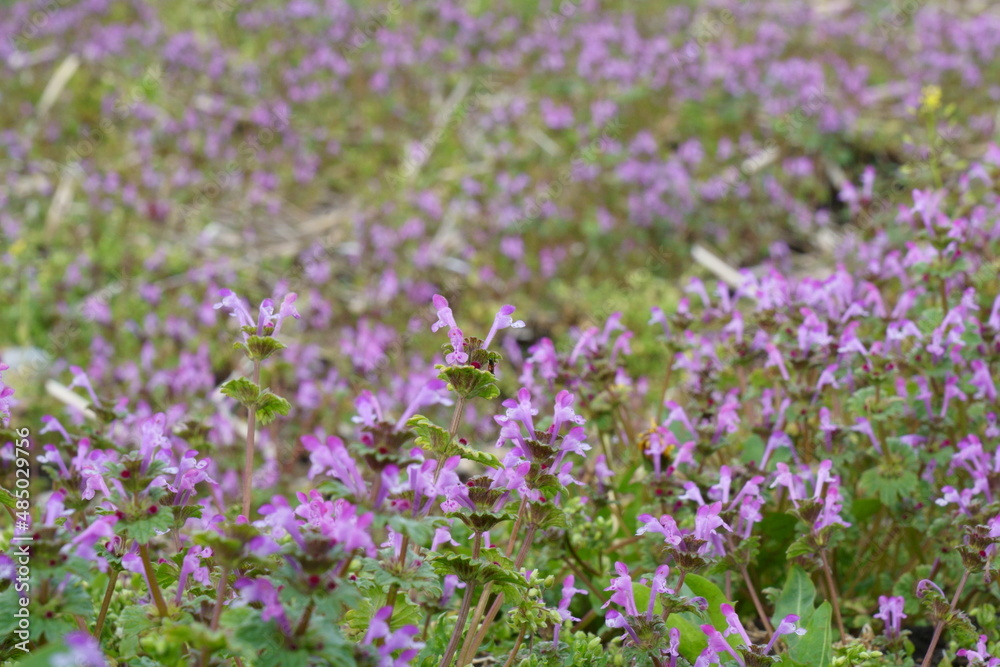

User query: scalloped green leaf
[407,415,453,455]
[220,377,261,407]
[437,365,501,400]
[256,391,291,425]
[455,443,502,469]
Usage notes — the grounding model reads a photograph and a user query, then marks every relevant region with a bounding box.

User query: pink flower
[430,294,457,332]
[482,304,525,350]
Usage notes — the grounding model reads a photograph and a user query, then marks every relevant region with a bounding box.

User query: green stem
[241,361,262,518]
[461,525,538,664]
[294,599,315,637]
[139,544,169,618]
[94,570,119,637]
[209,564,231,631]
[448,396,467,439]
[921,571,970,667]
[502,627,526,667]
[385,535,410,623]
[663,571,687,621]
[199,563,232,667]
[739,563,773,638]
[440,586,475,667]
[438,533,482,667]
[820,550,846,640]
[434,396,468,485]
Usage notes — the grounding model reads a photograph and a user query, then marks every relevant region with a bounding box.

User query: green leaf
[0,486,16,509]
[437,365,501,400]
[772,566,816,651]
[683,574,740,650]
[785,535,815,560]
[851,498,882,523]
[407,415,502,468]
[126,506,174,544]
[220,377,261,407]
[387,515,436,546]
[119,605,157,659]
[407,415,453,455]
[345,596,423,636]
[256,391,291,425]
[455,442,503,469]
[243,335,287,361]
[790,600,833,667]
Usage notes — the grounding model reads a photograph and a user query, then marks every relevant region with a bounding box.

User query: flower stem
[241,360,262,519]
[439,579,476,667]
[385,535,410,623]
[739,563,774,638]
[294,599,314,637]
[455,499,530,665]
[820,550,847,640]
[920,570,969,667]
[94,570,119,637]
[439,533,481,667]
[448,396,467,439]
[139,544,169,618]
[210,564,230,631]
[460,524,538,665]
[435,396,468,485]
[663,571,687,621]
[502,628,526,667]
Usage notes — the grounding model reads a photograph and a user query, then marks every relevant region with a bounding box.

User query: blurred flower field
[2,1,1000,665]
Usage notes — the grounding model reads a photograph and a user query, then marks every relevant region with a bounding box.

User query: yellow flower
[9,238,27,257]
[920,85,942,113]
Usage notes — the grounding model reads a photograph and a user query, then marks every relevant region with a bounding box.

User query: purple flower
[66,516,118,569]
[874,595,907,640]
[237,578,290,635]
[214,289,299,340]
[213,289,255,330]
[176,545,212,605]
[698,623,743,666]
[302,434,367,496]
[637,513,683,545]
[557,575,587,622]
[602,562,638,616]
[363,606,425,665]
[446,327,468,365]
[958,635,1000,667]
[970,360,998,401]
[482,304,525,350]
[553,574,587,645]
[53,632,108,667]
[767,613,807,652]
[431,294,458,332]
[431,525,460,552]
[0,362,15,427]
